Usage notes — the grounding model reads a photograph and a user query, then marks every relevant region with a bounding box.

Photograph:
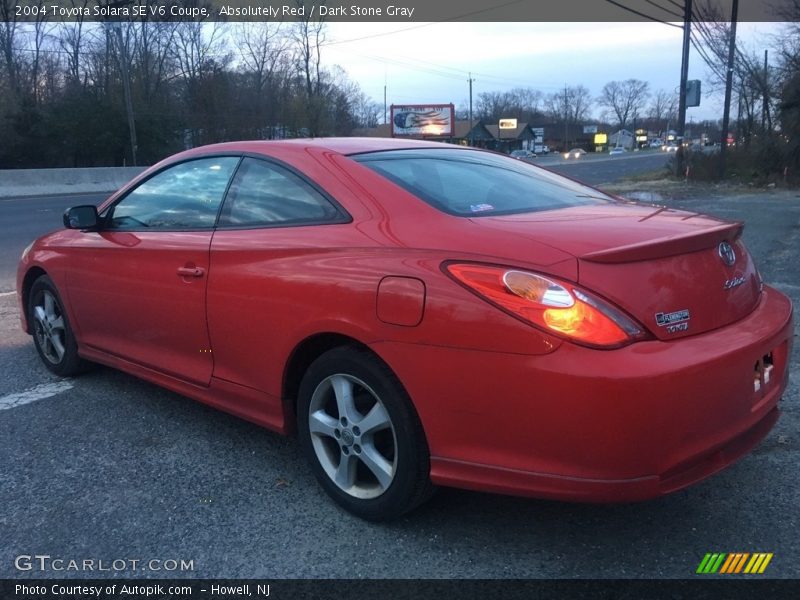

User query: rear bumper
[430,406,779,502]
[372,286,793,502]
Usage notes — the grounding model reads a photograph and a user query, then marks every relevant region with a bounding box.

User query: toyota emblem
[718,241,736,266]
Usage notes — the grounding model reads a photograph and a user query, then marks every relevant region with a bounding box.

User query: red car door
[65,156,240,386]
[206,156,353,397]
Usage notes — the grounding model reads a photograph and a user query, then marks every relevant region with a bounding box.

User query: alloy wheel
[308,373,398,499]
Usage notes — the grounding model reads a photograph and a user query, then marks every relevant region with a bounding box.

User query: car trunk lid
[469,204,762,340]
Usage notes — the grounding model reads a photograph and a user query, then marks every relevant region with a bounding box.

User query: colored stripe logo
[696,553,773,574]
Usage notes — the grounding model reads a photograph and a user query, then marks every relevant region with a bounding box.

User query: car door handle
[176,266,205,278]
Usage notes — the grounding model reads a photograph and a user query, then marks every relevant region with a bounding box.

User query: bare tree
[648,89,678,132]
[292,1,326,135]
[173,20,232,145]
[58,1,92,87]
[476,87,544,123]
[0,0,22,97]
[237,21,288,95]
[546,85,592,123]
[476,90,512,121]
[598,79,650,130]
[545,85,592,148]
[133,8,180,103]
[26,1,56,105]
[692,5,778,137]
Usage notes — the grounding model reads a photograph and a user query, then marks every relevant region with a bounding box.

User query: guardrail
[0,167,147,199]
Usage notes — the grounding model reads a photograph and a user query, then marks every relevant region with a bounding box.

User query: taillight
[444,263,649,348]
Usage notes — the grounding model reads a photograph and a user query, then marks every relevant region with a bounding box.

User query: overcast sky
[321,21,784,123]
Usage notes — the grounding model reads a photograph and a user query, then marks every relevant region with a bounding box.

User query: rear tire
[28,275,88,377]
[297,346,434,520]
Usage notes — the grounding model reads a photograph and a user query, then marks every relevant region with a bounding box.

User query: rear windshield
[353,148,614,217]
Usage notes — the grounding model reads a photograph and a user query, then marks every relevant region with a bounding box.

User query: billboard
[499,118,518,129]
[391,104,454,137]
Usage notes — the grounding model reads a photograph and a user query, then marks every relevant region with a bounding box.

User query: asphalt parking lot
[1,181,798,580]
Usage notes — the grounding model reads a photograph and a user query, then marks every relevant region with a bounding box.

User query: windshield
[353,148,615,217]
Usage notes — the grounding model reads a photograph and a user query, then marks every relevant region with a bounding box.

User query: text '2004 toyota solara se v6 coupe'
[17,138,793,520]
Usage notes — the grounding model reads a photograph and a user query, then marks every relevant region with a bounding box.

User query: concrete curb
[0,167,147,199]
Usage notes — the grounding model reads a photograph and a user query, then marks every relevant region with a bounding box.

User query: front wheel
[28,275,88,377]
[297,347,433,520]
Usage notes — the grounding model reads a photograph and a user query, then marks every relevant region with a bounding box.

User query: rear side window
[217,157,343,227]
[353,148,614,216]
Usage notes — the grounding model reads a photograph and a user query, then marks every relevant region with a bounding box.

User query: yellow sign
[499,119,518,130]
[594,133,608,144]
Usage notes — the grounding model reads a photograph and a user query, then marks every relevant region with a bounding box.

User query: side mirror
[63,205,99,230]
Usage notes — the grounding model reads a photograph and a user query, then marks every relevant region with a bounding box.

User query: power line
[603,0,683,28]
[642,0,683,19]
[322,0,530,48]
[332,45,566,91]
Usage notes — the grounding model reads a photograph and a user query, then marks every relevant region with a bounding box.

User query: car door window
[217,157,343,227]
[108,157,239,230]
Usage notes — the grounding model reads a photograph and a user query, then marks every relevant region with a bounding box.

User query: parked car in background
[649,140,663,148]
[609,147,627,156]
[18,138,793,520]
[510,149,536,160]
[563,148,587,159]
[534,144,550,155]
[663,144,679,152]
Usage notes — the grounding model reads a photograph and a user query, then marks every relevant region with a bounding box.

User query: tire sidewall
[28,275,81,377]
[297,347,428,520]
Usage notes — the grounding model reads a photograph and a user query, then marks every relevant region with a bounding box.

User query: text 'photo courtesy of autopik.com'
[1,0,798,598]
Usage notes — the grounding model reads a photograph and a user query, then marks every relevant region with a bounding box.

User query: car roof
[178,137,453,158]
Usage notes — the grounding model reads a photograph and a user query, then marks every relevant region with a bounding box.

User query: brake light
[444,263,649,348]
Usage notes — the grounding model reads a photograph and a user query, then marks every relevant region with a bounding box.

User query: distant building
[351,120,494,147]
[610,129,635,150]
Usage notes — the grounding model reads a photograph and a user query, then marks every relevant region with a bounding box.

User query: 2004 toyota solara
[17,138,793,520]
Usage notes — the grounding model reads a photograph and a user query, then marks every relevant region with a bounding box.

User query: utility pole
[112,20,137,166]
[468,73,475,146]
[563,84,569,150]
[762,49,769,131]
[383,66,387,124]
[719,0,739,179]
[736,84,743,143]
[676,0,692,173]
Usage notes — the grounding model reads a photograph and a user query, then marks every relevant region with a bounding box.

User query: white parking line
[0,291,16,297]
[0,381,74,411]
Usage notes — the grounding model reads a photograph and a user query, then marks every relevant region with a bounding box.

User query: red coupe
[17,138,793,520]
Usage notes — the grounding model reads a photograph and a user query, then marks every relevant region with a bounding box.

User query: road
[542,151,668,184]
[0,193,108,294]
[2,156,799,580]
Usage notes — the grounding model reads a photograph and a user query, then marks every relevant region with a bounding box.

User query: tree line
[0,1,383,168]
[468,81,678,138]
[1,2,798,180]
